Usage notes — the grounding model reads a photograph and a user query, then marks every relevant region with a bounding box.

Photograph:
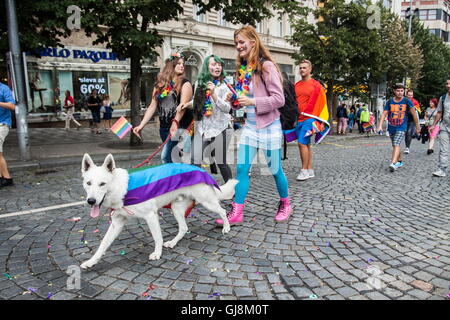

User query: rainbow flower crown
[169,52,184,61]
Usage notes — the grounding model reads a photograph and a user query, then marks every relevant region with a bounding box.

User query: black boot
[0,178,14,187]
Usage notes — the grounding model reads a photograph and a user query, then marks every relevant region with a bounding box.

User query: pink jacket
[253,60,285,129]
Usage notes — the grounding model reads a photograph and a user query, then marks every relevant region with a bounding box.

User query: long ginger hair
[233,26,281,82]
[153,56,187,98]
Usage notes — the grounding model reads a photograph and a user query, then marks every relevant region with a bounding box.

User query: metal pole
[408,0,413,38]
[5,0,31,161]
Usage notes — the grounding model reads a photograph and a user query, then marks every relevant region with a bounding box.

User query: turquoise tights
[234,144,289,204]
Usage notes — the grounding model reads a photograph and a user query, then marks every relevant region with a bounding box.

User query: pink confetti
[93,229,100,233]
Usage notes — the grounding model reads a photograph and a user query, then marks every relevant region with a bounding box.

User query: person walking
[294,60,330,181]
[215,26,293,225]
[0,82,16,187]
[377,83,420,172]
[188,54,233,182]
[87,89,102,134]
[63,90,81,130]
[425,98,439,155]
[348,106,356,133]
[102,94,113,131]
[430,78,450,177]
[356,104,363,134]
[133,53,193,164]
[404,89,421,154]
[336,103,348,134]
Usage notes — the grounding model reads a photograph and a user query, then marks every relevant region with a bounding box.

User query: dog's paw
[80,259,97,269]
[163,240,177,249]
[149,251,161,260]
[222,225,231,234]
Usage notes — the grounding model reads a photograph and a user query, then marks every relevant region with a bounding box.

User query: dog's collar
[109,206,136,217]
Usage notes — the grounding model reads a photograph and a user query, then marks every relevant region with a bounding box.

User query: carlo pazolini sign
[27,47,127,63]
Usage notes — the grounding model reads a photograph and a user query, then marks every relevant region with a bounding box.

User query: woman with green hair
[189,54,234,182]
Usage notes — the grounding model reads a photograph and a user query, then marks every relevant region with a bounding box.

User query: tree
[0,1,74,56]
[408,17,450,105]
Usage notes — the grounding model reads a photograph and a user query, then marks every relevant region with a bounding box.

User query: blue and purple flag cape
[123,163,219,206]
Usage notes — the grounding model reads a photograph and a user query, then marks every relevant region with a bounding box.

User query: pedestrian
[377,83,420,172]
[294,60,330,181]
[336,103,348,134]
[430,78,450,177]
[133,53,193,164]
[425,98,439,155]
[87,89,102,134]
[102,94,113,131]
[356,104,363,134]
[63,90,82,130]
[0,82,16,187]
[215,25,293,225]
[404,89,421,154]
[188,54,233,182]
[360,105,371,136]
[348,106,356,133]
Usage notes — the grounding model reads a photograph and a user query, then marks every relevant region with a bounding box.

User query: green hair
[196,55,228,89]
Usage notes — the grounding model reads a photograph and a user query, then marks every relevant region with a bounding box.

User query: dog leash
[133,119,194,169]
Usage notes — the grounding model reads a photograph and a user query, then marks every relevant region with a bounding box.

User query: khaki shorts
[0,125,10,153]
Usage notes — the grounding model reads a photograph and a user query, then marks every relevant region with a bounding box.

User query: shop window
[27,70,56,113]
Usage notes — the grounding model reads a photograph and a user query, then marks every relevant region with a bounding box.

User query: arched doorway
[181,51,202,84]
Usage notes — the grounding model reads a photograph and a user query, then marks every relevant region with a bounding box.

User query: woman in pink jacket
[216,26,293,226]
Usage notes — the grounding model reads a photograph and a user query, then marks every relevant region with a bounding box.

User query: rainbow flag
[123,163,219,206]
[111,116,132,139]
[295,79,330,144]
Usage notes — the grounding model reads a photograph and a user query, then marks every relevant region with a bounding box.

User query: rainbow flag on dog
[111,116,132,139]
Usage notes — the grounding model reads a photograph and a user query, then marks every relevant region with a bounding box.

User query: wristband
[171,119,180,128]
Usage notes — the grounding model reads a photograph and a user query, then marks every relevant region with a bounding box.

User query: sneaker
[275,198,293,222]
[432,169,446,177]
[394,161,404,168]
[389,163,397,172]
[308,169,315,178]
[404,148,410,154]
[427,149,433,155]
[0,178,14,187]
[296,169,311,181]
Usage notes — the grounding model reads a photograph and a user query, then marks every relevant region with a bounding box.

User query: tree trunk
[130,45,143,146]
[326,79,335,133]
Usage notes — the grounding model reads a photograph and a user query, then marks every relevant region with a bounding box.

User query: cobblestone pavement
[0,135,449,300]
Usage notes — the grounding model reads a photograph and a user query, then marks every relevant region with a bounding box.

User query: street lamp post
[5,0,31,161]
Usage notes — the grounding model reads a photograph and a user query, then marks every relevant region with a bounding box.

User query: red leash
[133,119,194,168]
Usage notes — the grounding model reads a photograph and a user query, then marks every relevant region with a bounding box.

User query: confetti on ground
[446,294,450,298]
[326,242,331,246]
[210,268,217,272]
[256,272,262,275]
[368,258,374,263]
[93,229,100,233]
[309,294,318,299]
[27,287,38,293]
[208,292,221,298]
[67,217,81,222]
[119,250,126,255]
[186,259,193,265]
[47,292,54,299]
[78,230,85,233]
[47,245,52,249]
[3,273,12,280]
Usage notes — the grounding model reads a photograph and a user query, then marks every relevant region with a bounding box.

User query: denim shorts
[295,118,316,145]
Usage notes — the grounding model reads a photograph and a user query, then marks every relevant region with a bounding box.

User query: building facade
[401,0,450,44]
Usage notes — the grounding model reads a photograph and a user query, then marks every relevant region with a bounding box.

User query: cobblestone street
[0,134,449,300]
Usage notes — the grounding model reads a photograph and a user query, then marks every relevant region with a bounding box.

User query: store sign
[27,47,127,63]
[72,72,109,105]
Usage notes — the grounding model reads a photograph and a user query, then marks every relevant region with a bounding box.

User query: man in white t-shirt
[430,78,450,177]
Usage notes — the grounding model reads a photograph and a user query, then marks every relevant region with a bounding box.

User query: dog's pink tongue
[90,205,100,218]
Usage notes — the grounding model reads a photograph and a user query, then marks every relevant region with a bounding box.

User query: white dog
[80,153,237,269]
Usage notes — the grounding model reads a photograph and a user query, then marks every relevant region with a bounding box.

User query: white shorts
[0,125,10,153]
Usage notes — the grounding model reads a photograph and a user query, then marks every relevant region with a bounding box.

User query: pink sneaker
[275,197,293,222]
[216,202,244,225]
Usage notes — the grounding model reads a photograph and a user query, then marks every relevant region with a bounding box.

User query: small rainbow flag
[111,116,132,139]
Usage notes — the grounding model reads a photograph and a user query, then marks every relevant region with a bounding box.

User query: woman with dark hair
[425,98,439,154]
[187,54,233,182]
[133,53,193,163]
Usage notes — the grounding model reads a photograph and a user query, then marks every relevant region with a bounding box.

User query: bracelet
[171,119,179,128]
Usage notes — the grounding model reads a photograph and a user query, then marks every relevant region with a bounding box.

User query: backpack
[279,79,299,130]
[259,60,299,130]
[360,109,370,122]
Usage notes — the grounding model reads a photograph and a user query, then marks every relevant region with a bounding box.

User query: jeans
[159,127,180,164]
[405,121,416,148]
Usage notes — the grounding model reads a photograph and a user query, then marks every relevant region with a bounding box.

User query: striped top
[123,163,219,206]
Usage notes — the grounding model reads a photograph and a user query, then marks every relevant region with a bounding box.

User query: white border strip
[0,201,86,219]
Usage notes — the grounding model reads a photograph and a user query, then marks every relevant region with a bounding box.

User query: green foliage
[409,17,450,104]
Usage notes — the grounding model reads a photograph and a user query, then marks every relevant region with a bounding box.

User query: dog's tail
[215,179,239,201]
